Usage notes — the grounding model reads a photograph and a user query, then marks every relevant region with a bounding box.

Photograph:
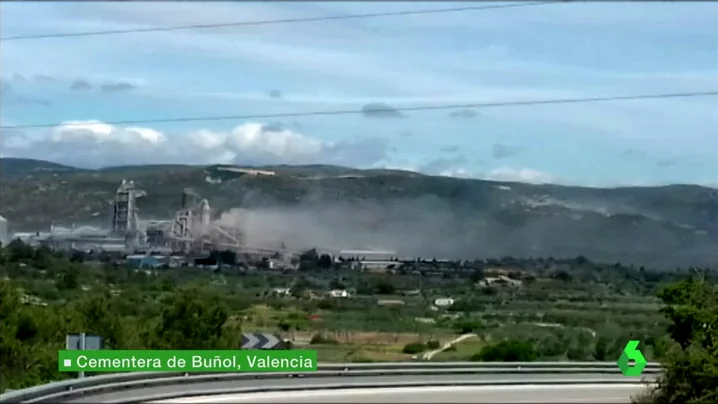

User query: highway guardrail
[0,361,662,403]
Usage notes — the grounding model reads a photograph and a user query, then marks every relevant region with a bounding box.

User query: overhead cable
[2,90,716,130]
[0,1,567,41]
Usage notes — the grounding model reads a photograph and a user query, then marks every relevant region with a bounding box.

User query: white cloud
[690,180,718,190]
[375,161,420,173]
[3,122,713,188]
[376,158,558,184]
[51,121,166,144]
[485,167,557,184]
[209,123,325,162]
[0,120,566,186]
[380,164,559,185]
[4,120,389,168]
[439,168,472,178]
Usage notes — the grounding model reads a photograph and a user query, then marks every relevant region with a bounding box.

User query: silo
[0,214,9,246]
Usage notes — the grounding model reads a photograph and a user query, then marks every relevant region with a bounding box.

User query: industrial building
[337,249,397,261]
[165,188,244,255]
[12,225,126,252]
[111,179,146,249]
[125,254,164,269]
[7,178,412,271]
[10,179,296,266]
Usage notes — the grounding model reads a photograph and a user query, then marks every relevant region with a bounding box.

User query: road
[150,384,650,403]
[421,333,477,360]
[60,373,657,403]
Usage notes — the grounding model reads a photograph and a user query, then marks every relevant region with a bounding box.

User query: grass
[240,303,463,362]
[312,343,413,362]
[298,330,461,362]
[214,295,663,364]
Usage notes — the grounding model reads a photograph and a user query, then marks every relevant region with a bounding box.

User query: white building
[433,297,455,308]
[350,260,397,270]
[328,289,350,298]
[338,249,397,261]
[0,215,8,246]
[271,288,291,296]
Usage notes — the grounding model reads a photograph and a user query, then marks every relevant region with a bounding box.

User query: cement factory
[10,179,295,266]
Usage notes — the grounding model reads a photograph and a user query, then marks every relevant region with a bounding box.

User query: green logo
[617,340,647,376]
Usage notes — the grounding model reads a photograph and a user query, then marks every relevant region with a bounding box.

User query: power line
[2,90,715,130]
[0,1,567,41]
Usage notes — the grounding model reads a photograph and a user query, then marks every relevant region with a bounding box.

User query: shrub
[471,340,537,362]
[310,333,338,345]
[402,342,426,354]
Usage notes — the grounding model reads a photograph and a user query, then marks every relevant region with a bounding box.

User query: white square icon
[63,359,72,367]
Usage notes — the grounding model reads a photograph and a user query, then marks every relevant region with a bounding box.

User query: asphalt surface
[151,384,651,403]
[61,373,657,403]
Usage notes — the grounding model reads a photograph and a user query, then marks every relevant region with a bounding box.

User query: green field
[1,242,716,402]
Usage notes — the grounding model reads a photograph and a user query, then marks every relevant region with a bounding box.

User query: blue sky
[0,1,716,187]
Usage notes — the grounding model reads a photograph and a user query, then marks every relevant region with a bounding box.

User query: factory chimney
[181,188,198,209]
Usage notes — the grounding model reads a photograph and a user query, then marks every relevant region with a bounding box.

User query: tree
[469,269,484,283]
[454,319,483,335]
[329,278,346,290]
[75,291,125,349]
[374,278,395,295]
[6,239,34,262]
[0,245,252,391]
[0,280,24,388]
[298,249,320,271]
[472,340,537,362]
[151,286,231,350]
[57,266,79,290]
[594,337,609,361]
[290,277,312,298]
[635,271,718,404]
[318,254,333,270]
[402,342,426,354]
[0,280,67,391]
[69,250,85,263]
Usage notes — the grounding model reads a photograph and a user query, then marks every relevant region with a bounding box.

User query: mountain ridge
[1,158,716,269]
[3,157,716,190]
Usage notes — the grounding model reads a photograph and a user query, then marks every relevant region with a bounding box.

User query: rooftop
[339,249,397,255]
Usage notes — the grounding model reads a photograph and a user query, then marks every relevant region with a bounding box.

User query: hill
[0,157,85,177]
[0,158,716,269]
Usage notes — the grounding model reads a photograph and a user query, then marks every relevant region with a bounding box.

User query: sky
[0,1,716,187]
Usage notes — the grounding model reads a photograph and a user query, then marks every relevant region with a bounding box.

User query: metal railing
[0,361,662,403]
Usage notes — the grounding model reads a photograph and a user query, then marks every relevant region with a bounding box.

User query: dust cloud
[214,196,497,259]
[208,190,718,269]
